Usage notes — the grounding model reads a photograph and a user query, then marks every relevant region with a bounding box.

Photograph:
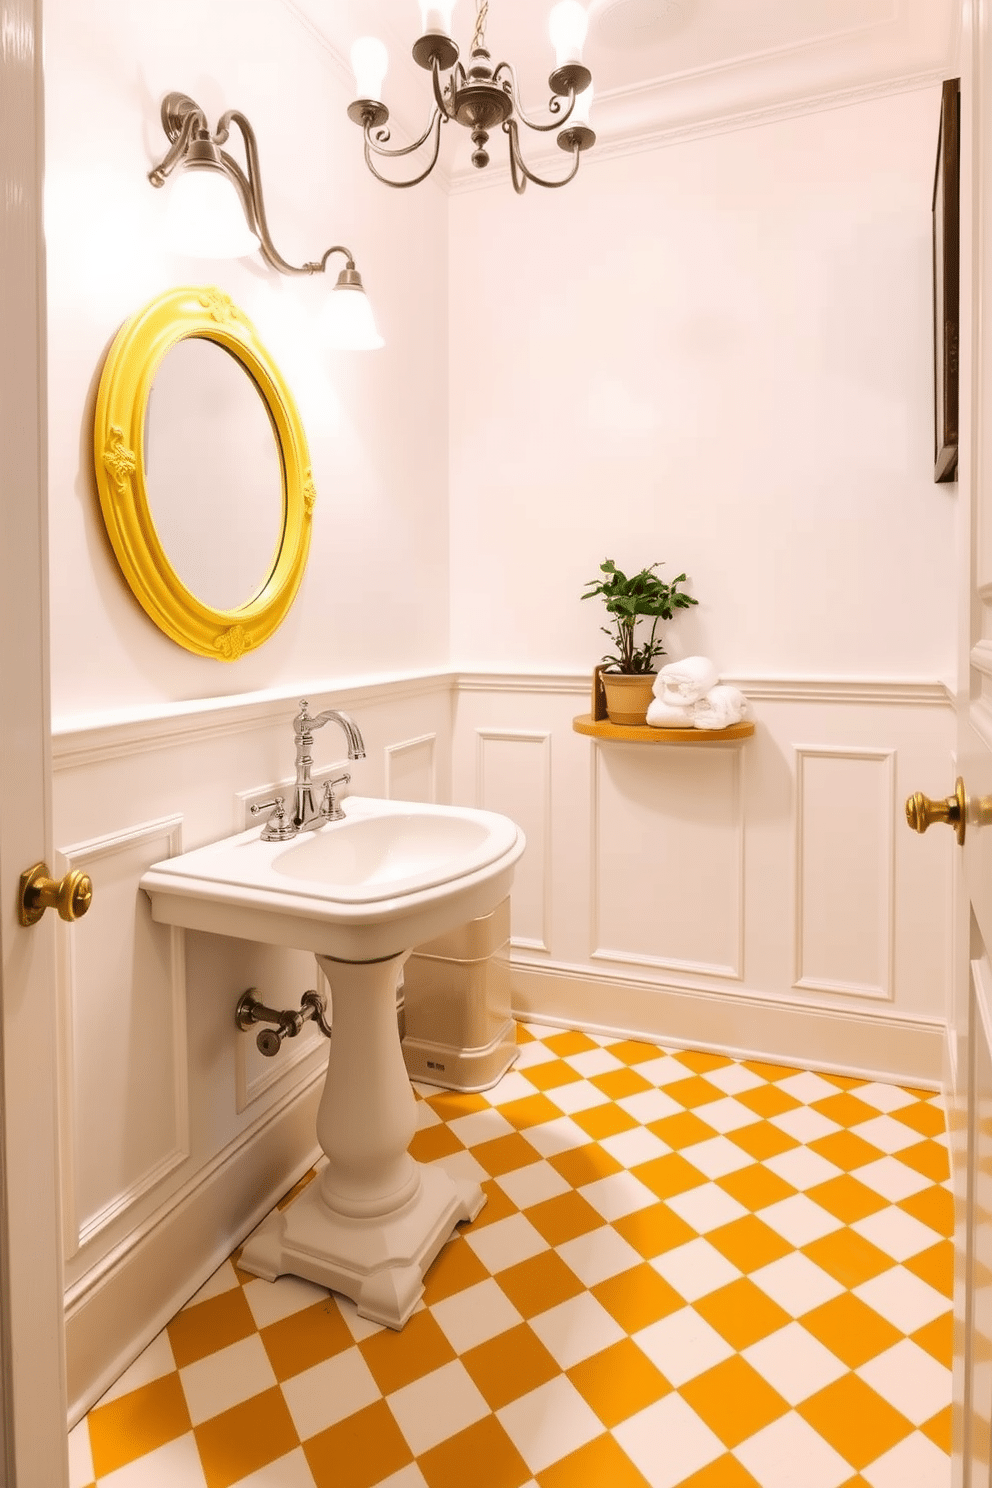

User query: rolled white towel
[646,698,696,728]
[693,685,748,730]
[653,656,719,703]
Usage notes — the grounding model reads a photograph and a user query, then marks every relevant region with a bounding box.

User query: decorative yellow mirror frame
[93,285,315,660]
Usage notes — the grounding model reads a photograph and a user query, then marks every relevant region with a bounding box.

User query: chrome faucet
[252,699,366,841]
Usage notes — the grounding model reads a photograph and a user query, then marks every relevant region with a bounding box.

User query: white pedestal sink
[141,797,525,1328]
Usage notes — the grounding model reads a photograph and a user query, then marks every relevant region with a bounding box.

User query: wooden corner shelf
[572,713,755,744]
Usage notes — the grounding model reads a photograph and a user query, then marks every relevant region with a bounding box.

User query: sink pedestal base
[238,951,486,1329]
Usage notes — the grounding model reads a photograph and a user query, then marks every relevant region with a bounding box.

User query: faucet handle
[251,796,296,841]
[321,773,351,822]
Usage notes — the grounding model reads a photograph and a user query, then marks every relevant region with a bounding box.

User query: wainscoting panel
[592,740,744,978]
[385,732,437,803]
[475,729,551,952]
[58,818,189,1263]
[795,746,895,1000]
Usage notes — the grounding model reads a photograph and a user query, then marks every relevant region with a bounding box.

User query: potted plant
[582,558,698,725]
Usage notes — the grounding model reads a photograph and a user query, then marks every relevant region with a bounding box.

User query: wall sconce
[148,93,383,350]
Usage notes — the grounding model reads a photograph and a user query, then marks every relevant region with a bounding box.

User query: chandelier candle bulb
[548,0,589,65]
[351,36,389,101]
[419,0,458,34]
[572,80,594,126]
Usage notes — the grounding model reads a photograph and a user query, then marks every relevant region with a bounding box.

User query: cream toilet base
[238,950,486,1328]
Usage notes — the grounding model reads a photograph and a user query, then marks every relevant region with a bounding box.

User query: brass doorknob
[905,777,967,846]
[18,862,93,927]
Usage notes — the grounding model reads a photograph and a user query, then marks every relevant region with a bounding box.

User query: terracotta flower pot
[601,671,656,726]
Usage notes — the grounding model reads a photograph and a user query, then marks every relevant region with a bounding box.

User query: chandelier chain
[472,0,489,52]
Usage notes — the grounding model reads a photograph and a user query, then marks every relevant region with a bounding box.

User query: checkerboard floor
[69,1023,953,1488]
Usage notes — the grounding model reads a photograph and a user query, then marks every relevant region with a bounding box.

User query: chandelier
[347,1,595,193]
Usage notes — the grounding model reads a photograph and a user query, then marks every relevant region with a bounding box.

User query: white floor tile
[666,1182,749,1235]
[98,1432,209,1488]
[757,1194,843,1248]
[851,1114,922,1155]
[614,1393,724,1488]
[861,1430,951,1488]
[485,1071,548,1106]
[513,1041,557,1070]
[332,1294,385,1342]
[430,1148,489,1187]
[622,1055,689,1088]
[849,1082,918,1114]
[497,1376,603,1473]
[97,1329,177,1406]
[856,1339,952,1425]
[179,1333,277,1427]
[775,1071,845,1106]
[633,1307,734,1386]
[677,1134,756,1179]
[763,1147,844,1192]
[651,1237,742,1302]
[700,1063,766,1096]
[599,1126,671,1168]
[616,1088,684,1125]
[769,1107,841,1144]
[852,1207,942,1262]
[463,1212,549,1272]
[564,1049,625,1077]
[854,1156,934,1202]
[520,1114,591,1156]
[415,1101,442,1130]
[579,1170,658,1221]
[234,1446,319,1487]
[388,1360,489,1457]
[854,1268,949,1334]
[529,1292,625,1368]
[749,1253,844,1316]
[734,1409,852,1488]
[742,1323,847,1406]
[375,1466,430,1488]
[556,1226,643,1287]
[281,1347,379,1440]
[445,1108,515,1147]
[543,1079,610,1115]
[67,1417,94,1488]
[693,1096,763,1135]
[185,1259,243,1308]
[243,1274,330,1330]
[496,1160,571,1210]
[431,1278,523,1354]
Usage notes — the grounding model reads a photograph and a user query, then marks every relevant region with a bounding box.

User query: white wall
[44,0,450,721]
[448,87,957,679]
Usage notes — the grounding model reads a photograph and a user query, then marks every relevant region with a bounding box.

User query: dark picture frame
[933,77,960,483]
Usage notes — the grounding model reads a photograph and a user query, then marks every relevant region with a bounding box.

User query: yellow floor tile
[899,1140,951,1183]
[614,1203,699,1258]
[526,1190,605,1246]
[810,1092,881,1128]
[88,1374,192,1478]
[523,1060,584,1092]
[662,1075,725,1109]
[260,1296,356,1382]
[735,1084,801,1119]
[610,1039,672,1066]
[681,1355,790,1448]
[195,1387,299,1488]
[423,1090,489,1121]
[800,1291,903,1369]
[460,1323,560,1410]
[798,1374,914,1471]
[741,1059,801,1083]
[893,1101,948,1138]
[921,1404,952,1453]
[807,1130,883,1172]
[818,1071,866,1091]
[805,1174,888,1224]
[729,1122,799,1161]
[649,1110,719,1150]
[572,1102,639,1139]
[496,1093,564,1131]
[167,1287,258,1370]
[590,1067,653,1100]
[706,1214,793,1273]
[631,1152,709,1200]
[591,1262,683,1331]
[472,1131,543,1176]
[418,1413,532,1488]
[898,1184,954,1237]
[693,1277,792,1351]
[717,1164,797,1213]
[542,1029,598,1055]
[358,1309,456,1395]
[496,1249,585,1317]
[536,1430,653,1488]
[566,1337,671,1427]
[421,1235,491,1306]
[549,1142,623,1187]
[675,1453,762,1486]
[673,1049,734,1075]
[905,1239,954,1297]
[801,1229,894,1288]
[303,1398,414,1488]
[467,1178,520,1230]
[912,1311,954,1368]
[409,1124,466,1163]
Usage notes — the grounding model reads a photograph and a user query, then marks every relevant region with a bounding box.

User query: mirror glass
[144,338,285,612]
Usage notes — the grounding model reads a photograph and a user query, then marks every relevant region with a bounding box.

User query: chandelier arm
[492,62,576,133]
[147,105,204,186]
[363,110,445,188]
[218,110,317,276]
[504,118,582,192]
[364,105,444,160]
[430,56,457,119]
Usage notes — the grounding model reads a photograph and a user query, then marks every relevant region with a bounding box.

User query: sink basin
[141,796,524,962]
[139,794,526,1329]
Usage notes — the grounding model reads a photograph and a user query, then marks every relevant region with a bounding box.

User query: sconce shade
[323,268,384,351]
[548,0,589,64]
[165,164,260,259]
[352,36,390,100]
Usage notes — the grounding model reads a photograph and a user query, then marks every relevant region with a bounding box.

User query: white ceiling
[289,0,957,185]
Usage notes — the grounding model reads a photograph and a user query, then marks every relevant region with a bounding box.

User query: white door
[0,0,72,1482]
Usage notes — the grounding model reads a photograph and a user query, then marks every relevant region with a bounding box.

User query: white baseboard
[511,959,946,1090]
[64,1073,323,1427]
